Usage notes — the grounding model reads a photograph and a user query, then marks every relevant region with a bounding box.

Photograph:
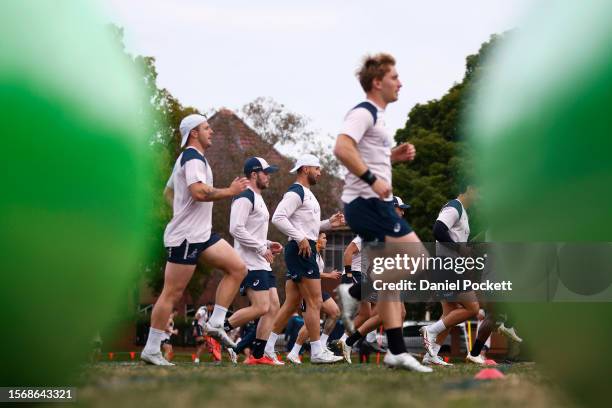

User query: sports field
[74,357,573,408]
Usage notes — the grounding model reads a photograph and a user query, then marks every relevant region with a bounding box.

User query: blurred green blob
[469,0,612,406]
[0,1,152,385]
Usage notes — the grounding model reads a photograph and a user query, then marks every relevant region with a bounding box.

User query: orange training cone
[474,368,505,380]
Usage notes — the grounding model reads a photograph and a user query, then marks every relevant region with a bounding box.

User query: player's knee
[254,300,271,316]
[307,297,323,311]
[329,305,340,319]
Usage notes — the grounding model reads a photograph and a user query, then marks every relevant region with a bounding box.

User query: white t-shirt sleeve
[184,160,208,187]
[352,237,362,252]
[272,192,307,242]
[319,218,332,232]
[165,172,174,189]
[437,207,460,229]
[229,197,267,254]
[339,108,374,143]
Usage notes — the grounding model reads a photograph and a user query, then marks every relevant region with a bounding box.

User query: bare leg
[228,289,270,328]
[298,278,323,343]
[199,239,247,308]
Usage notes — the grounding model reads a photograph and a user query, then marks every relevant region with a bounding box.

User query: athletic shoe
[245,355,277,366]
[194,358,200,364]
[419,326,437,356]
[383,352,433,372]
[338,339,352,364]
[227,347,238,364]
[363,338,387,353]
[311,349,344,364]
[337,283,359,334]
[286,353,302,365]
[466,353,486,365]
[264,350,285,365]
[205,322,237,348]
[498,323,523,343]
[422,352,453,366]
[141,351,175,366]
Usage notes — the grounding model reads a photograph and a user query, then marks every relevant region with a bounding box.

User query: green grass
[72,356,574,408]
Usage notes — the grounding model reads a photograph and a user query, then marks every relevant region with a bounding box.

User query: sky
[101,0,533,147]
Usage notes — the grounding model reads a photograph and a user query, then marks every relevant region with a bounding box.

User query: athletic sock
[143,327,165,354]
[265,332,279,354]
[311,340,323,356]
[348,283,362,300]
[428,320,446,336]
[471,339,486,357]
[252,338,266,359]
[289,342,302,357]
[208,305,228,327]
[365,330,377,343]
[340,333,348,342]
[432,342,441,356]
[346,331,364,348]
[386,327,407,355]
[320,333,329,345]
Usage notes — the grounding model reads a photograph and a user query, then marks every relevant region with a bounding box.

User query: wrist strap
[359,169,377,186]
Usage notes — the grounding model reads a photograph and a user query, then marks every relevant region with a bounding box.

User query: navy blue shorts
[344,198,412,243]
[240,269,275,295]
[285,240,320,282]
[166,233,222,265]
[268,270,277,289]
[341,271,363,285]
[301,291,332,312]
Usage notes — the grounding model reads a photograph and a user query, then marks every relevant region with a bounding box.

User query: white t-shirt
[272,183,331,242]
[350,236,362,272]
[436,199,470,257]
[316,252,325,272]
[339,100,394,203]
[229,187,271,271]
[163,147,214,247]
[196,306,208,327]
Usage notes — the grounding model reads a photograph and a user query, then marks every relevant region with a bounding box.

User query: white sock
[208,305,228,327]
[320,333,329,345]
[365,330,377,343]
[428,320,446,336]
[311,339,323,356]
[340,333,348,342]
[265,332,279,354]
[432,343,441,356]
[143,327,164,354]
[289,342,302,357]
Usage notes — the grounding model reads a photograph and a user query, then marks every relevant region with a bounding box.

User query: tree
[393,33,507,241]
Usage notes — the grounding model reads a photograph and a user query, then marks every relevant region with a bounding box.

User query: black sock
[386,327,406,355]
[348,283,362,301]
[252,339,265,359]
[471,339,486,357]
[346,331,364,347]
[223,319,234,332]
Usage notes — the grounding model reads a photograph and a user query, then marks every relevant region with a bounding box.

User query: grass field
[70,354,575,408]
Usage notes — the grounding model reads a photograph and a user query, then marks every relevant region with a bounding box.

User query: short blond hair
[357,53,396,92]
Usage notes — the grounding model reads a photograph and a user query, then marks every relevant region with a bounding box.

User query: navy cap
[243,157,279,176]
[392,196,410,209]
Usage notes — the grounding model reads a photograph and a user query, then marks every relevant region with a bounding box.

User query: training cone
[474,368,505,380]
[129,352,135,360]
[108,353,114,361]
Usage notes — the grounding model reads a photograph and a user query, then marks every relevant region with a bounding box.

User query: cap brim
[264,165,279,174]
[289,165,299,173]
[398,204,410,209]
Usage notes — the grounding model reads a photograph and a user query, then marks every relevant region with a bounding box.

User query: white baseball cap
[290,154,321,173]
[179,114,208,147]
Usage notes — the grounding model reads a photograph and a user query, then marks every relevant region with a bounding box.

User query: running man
[223,157,284,365]
[286,232,342,364]
[264,154,345,364]
[334,53,432,372]
[141,114,249,366]
[421,182,479,366]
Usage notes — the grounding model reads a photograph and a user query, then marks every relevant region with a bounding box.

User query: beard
[307,173,318,185]
[256,176,268,190]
